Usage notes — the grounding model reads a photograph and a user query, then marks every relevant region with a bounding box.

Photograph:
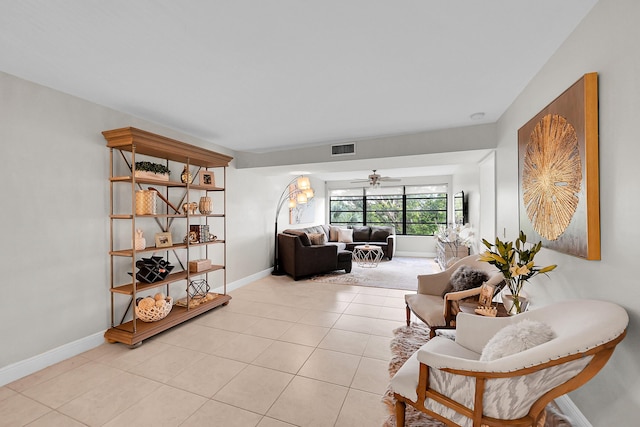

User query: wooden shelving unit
[103,127,233,346]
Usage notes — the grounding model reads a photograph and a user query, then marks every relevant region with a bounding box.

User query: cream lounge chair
[405,255,503,337]
[391,299,628,427]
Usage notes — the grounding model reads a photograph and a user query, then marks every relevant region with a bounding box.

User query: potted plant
[134,161,171,181]
[478,231,556,314]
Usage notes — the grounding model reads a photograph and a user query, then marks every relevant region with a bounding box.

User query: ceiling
[0,0,597,177]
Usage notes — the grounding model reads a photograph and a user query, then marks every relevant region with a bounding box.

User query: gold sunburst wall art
[517,73,600,260]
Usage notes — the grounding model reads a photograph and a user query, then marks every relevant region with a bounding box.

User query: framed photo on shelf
[155,232,173,248]
[478,283,495,307]
[199,170,215,187]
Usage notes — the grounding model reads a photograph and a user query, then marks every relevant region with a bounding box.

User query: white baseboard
[211,268,271,294]
[1,270,270,388]
[555,395,592,427]
[0,331,105,387]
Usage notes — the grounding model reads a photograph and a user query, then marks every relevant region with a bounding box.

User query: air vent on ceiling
[331,143,356,156]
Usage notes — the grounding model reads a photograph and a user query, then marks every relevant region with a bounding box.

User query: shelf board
[110,243,188,257]
[110,240,224,257]
[104,294,232,345]
[111,271,189,295]
[189,184,225,191]
[186,240,225,248]
[110,214,186,219]
[188,265,224,277]
[110,176,225,191]
[110,176,186,187]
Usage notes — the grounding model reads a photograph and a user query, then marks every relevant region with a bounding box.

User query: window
[329,188,363,226]
[329,185,448,236]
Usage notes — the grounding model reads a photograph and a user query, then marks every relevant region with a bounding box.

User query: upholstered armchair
[405,255,503,337]
[391,299,628,427]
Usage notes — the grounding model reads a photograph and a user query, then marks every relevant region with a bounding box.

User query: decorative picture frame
[154,232,173,248]
[479,283,495,307]
[518,72,600,260]
[198,170,215,187]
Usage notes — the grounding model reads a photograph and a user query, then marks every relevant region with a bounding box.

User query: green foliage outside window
[329,187,448,236]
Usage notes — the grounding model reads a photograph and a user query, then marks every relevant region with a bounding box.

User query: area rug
[382,324,574,427]
[310,257,439,290]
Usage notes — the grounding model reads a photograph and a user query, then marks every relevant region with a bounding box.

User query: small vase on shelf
[199,196,213,215]
[181,165,193,184]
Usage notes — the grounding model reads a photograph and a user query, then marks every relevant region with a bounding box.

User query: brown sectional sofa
[277,224,396,280]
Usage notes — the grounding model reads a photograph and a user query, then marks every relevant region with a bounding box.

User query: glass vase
[501,288,529,315]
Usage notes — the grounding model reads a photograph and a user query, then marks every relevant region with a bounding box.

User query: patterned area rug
[382,324,574,427]
[310,257,439,290]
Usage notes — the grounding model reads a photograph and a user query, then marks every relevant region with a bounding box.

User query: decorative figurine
[182,202,198,215]
[134,229,146,250]
[180,165,193,184]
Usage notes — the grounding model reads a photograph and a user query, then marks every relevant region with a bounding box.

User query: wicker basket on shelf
[135,296,173,322]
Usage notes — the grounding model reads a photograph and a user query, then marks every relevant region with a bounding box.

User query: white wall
[477,152,496,253]
[495,0,640,423]
[0,71,275,376]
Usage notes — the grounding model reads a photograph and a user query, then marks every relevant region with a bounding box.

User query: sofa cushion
[370,226,394,241]
[308,232,327,245]
[284,229,312,246]
[404,293,447,327]
[329,226,342,242]
[352,226,371,242]
[304,225,327,236]
[338,228,354,243]
[480,319,556,361]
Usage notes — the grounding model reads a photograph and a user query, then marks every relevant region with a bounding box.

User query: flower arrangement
[435,223,474,247]
[478,230,556,314]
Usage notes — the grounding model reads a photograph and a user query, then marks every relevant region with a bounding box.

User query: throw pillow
[441,265,490,297]
[480,319,556,361]
[352,226,371,242]
[329,226,341,242]
[371,226,393,241]
[308,232,326,245]
[338,228,354,243]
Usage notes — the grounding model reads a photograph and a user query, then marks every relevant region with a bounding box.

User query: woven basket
[135,297,173,322]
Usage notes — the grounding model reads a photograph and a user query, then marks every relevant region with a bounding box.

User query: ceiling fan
[351,170,401,187]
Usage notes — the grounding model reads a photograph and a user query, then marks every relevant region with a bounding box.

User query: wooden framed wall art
[518,72,600,260]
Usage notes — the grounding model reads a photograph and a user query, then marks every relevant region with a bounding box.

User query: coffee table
[352,244,384,268]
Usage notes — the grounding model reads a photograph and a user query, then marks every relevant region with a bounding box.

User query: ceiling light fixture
[470,112,485,120]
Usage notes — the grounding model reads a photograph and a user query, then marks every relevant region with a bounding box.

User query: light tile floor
[1,274,421,426]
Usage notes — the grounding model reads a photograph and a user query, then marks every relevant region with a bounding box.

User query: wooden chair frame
[393,331,626,427]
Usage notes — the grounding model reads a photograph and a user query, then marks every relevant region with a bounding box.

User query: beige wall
[495,0,640,423]
[0,71,277,377]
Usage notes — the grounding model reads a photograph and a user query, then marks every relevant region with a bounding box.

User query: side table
[458,301,509,317]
